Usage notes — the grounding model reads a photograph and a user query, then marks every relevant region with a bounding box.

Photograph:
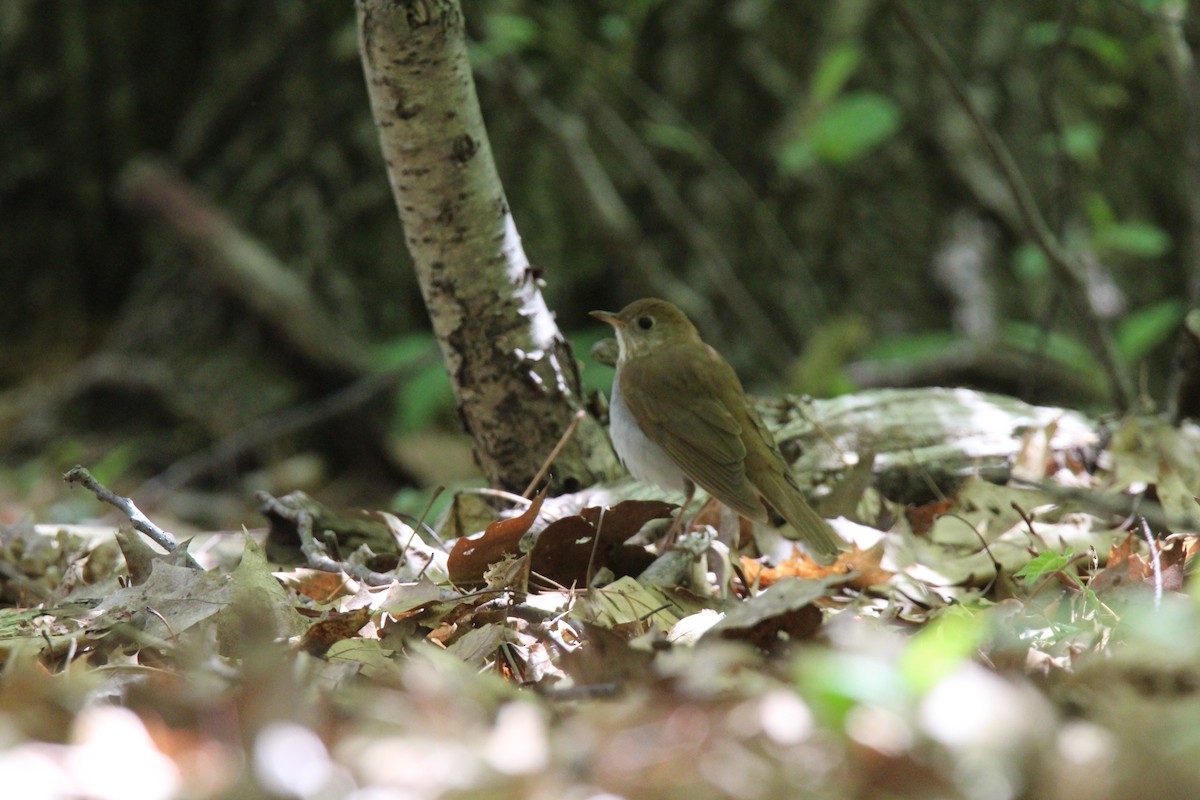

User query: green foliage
[1117,299,1187,363]
[860,330,963,364]
[1013,547,1076,585]
[1002,322,1102,373]
[810,42,862,104]
[1044,122,1102,166]
[1025,23,1130,73]
[808,93,903,165]
[89,442,140,487]
[787,314,871,397]
[1084,192,1172,259]
[638,121,707,160]
[779,92,902,172]
[796,650,909,726]
[776,38,902,173]
[1012,242,1051,284]
[470,10,541,66]
[1093,220,1172,259]
[574,326,618,396]
[899,606,985,693]
[372,334,455,434]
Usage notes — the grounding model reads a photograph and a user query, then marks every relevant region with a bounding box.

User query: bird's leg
[660,479,696,548]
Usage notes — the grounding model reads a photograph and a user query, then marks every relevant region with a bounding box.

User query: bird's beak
[589,310,625,328]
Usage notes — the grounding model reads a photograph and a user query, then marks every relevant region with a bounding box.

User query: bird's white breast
[609,368,688,494]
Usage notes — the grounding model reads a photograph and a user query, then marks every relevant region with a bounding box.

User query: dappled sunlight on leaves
[3,415,1200,798]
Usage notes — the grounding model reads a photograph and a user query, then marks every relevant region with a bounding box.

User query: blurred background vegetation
[0,0,1193,525]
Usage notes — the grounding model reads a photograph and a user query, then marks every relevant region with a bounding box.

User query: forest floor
[1,412,1199,800]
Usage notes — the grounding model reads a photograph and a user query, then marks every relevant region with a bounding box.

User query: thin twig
[1140,517,1163,608]
[887,0,1133,409]
[400,485,447,561]
[944,512,1003,595]
[257,491,394,586]
[523,409,586,498]
[585,505,607,592]
[461,487,534,507]
[1010,502,1050,551]
[143,606,178,643]
[63,466,201,569]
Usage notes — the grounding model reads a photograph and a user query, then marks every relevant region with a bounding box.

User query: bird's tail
[761,474,847,565]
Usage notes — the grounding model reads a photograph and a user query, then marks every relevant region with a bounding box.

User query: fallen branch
[63,466,201,570]
[257,491,396,586]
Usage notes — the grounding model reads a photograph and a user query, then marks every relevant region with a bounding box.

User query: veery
[591,298,845,563]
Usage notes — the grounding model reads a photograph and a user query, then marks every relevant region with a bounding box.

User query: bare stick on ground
[257,491,396,586]
[63,466,201,570]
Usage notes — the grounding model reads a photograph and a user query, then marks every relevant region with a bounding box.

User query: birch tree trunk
[356,0,620,493]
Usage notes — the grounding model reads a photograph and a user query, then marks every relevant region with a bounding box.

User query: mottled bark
[355,0,619,493]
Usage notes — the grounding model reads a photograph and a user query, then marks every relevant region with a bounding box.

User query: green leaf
[807,92,902,164]
[1083,192,1115,227]
[396,363,456,434]
[572,328,620,396]
[1002,322,1102,374]
[1024,24,1128,72]
[1117,299,1187,363]
[811,43,861,105]
[1012,242,1049,283]
[1062,122,1101,165]
[1093,221,1171,259]
[470,11,540,66]
[1073,28,1129,72]
[91,441,140,486]
[1024,21,1060,47]
[860,330,962,364]
[776,138,816,175]
[484,11,540,55]
[899,607,985,694]
[371,333,454,433]
[1014,548,1074,585]
[639,121,706,160]
[795,651,909,726]
[370,332,438,372]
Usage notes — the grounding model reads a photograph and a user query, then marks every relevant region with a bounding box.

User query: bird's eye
[637,316,654,330]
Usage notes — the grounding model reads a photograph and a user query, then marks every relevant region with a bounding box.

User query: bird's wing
[620,347,766,521]
[741,405,845,561]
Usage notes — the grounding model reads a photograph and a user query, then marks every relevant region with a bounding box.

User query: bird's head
[590,297,701,361]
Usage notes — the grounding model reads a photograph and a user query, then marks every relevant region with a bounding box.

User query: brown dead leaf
[1091,534,1194,596]
[298,607,371,656]
[742,543,892,591]
[1088,534,1147,597]
[578,499,678,543]
[448,487,548,585]
[1159,539,1189,593]
[279,569,350,602]
[529,500,671,588]
[908,498,954,537]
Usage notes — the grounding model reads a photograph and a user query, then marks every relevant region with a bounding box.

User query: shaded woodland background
[1,0,1193,525]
